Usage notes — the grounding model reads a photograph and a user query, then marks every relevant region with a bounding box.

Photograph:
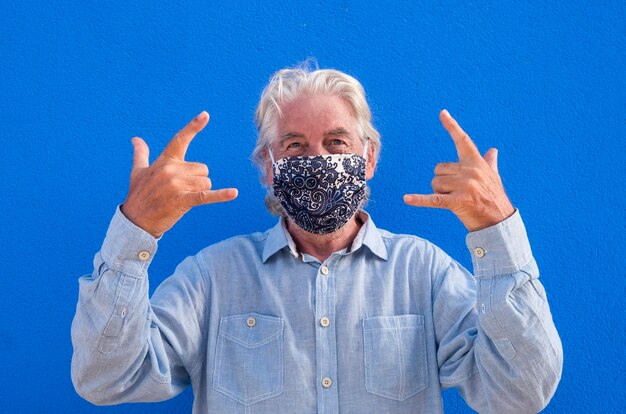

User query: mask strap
[267,145,276,164]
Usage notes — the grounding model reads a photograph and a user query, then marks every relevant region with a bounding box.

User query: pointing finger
[131,137,150,169]
[440,109,480,160]
[161,111,210,160]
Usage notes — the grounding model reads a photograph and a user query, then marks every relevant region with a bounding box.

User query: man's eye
[330,139,346,146]
[286,142,302,149]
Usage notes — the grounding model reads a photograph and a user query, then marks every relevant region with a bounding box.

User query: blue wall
[1,1,623,412]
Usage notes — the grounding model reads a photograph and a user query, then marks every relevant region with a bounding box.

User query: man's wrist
[120,203,162,239]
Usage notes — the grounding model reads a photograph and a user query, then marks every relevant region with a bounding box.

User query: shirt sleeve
[70,207,209,405]
[433,210,563,414]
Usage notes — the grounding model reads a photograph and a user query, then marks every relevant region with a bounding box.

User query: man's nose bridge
[305,141,329,156]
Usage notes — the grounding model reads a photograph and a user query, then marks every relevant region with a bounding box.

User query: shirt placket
[315,258,339,413]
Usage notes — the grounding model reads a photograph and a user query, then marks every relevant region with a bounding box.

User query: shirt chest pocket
[362,314,428,401]
[213,313,284,406]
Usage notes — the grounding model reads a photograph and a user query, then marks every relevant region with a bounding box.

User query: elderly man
[72,66,562,413]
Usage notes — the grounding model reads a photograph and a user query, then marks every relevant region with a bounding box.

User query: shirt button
[474,247,486,258]
[138,251,151,261]
[320,316,330,328]
[246,316,256,328]
[320,265,329,275]
[321,377,333,388]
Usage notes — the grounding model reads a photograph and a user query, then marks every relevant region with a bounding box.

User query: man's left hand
[404,110,515,232]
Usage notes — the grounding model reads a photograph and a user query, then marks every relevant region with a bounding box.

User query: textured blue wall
[0,1,623,412]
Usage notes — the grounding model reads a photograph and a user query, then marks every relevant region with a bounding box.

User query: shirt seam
[188,254,209,378]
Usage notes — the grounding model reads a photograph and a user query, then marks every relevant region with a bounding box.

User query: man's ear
[365,142,376,180]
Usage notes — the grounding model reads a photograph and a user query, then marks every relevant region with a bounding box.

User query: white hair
[252,62,381,215]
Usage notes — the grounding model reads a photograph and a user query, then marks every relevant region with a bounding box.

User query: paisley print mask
[269,141,369,234]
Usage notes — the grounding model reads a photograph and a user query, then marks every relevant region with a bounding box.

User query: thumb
[483,148,498,174]
[131,137,150,169]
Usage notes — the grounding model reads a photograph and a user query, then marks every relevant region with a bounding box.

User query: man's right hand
[121,111,238,238]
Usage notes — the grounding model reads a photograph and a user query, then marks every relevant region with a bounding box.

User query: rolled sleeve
[465,210,533,277]
[100,206,159,278]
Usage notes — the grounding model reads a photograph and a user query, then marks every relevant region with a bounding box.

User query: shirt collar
[262,216,298,263]
[350,211,388,260]
[261,211,388,263]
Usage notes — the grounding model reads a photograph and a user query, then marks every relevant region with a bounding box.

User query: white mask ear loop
[267,145,277,164]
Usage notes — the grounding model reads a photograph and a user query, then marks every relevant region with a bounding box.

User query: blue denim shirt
[71,208,562,413]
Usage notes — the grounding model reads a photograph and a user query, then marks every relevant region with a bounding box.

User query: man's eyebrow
[278,128,351,145]
[325,128,351,136]
[279,132,305,145]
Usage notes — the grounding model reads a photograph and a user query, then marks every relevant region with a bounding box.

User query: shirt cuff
[465,210,533,278]
[100,206,159,278]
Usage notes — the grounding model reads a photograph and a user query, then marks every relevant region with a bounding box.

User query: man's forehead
[272,94,358,142]
[278,94,355,120]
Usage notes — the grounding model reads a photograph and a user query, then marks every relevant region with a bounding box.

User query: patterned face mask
[269,140,369,235]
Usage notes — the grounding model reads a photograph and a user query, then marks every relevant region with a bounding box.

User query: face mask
[269,140,369,235]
